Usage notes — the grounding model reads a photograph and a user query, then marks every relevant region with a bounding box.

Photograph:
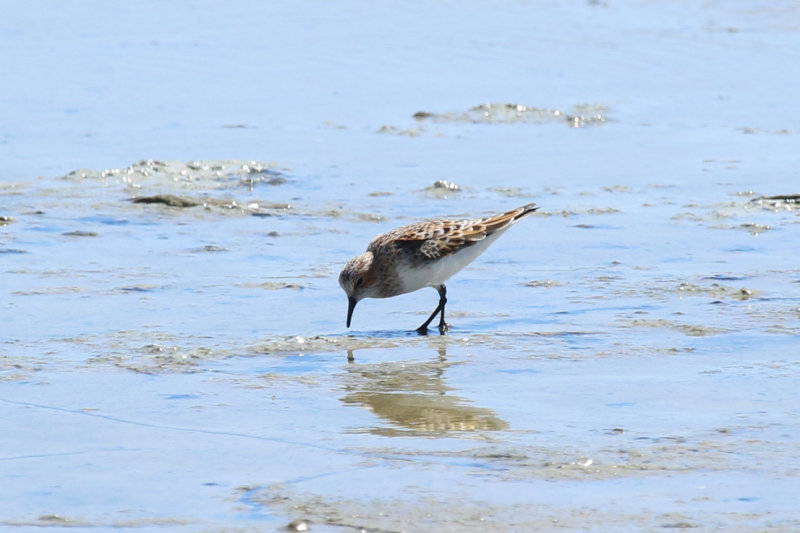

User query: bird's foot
[416,323,449,335]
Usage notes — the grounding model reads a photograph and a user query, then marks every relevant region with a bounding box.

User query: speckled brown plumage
[339,203,538,333]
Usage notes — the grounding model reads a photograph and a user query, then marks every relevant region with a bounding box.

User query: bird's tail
[512,203,539,222]
[481,203,539,234]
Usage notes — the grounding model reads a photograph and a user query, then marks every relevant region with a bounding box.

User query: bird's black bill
[346,297,357,328]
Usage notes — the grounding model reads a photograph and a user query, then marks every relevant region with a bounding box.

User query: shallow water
[2,1,800,531]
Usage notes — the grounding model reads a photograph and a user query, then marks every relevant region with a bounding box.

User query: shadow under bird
[339,203,538,334]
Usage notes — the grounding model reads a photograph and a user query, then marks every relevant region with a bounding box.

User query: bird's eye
[355,277,364,288]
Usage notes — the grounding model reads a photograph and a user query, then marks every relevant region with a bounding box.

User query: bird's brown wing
[368,203,537,259]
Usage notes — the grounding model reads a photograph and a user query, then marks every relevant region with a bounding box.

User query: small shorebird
[339,203,538,334]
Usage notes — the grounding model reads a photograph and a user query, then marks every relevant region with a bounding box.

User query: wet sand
[2,1,799,531]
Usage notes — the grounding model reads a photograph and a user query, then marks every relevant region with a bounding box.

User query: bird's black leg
[417,284,449,335]
[416,301,441,335]
[436,285,450,333]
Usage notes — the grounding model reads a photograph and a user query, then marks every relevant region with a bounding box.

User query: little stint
[339,203,538,334]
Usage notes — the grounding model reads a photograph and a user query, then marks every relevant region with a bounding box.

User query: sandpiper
[339,203,538,334]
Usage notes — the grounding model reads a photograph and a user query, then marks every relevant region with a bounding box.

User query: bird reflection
[341,344,508,435]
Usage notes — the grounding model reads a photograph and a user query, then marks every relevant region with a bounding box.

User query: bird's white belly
[397,231,503,294]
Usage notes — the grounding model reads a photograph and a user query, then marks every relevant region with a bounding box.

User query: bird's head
[338,252,377,328]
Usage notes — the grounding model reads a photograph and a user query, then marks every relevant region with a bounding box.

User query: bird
[339,203,538,334]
